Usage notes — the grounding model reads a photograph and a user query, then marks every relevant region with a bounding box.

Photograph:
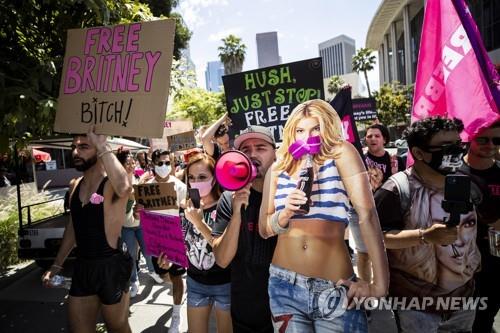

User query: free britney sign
[54,20,176,138]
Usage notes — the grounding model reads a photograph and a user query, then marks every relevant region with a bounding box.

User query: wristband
[97,149,113,159]
[51,264,63,270]
[419,228,428,244]
[270,211,289,235]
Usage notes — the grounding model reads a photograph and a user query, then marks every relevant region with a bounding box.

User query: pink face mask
[190,177,214,197]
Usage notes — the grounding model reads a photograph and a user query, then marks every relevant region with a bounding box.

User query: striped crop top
[274,159,350,224]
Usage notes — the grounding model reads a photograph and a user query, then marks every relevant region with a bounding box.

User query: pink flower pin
[210,210,217,221]
[89,193,104,205]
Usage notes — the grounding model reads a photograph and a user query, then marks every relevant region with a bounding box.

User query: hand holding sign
[140,210,188,268]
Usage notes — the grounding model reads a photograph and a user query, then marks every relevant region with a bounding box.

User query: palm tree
[352,48,376,97]
[327,75,346,95]
[218,35,246,75]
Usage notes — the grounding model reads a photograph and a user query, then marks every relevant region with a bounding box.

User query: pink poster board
[140,210,188,268]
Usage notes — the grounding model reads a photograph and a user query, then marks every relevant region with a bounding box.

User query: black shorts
[69,252,133,305]
[152,256,186,277]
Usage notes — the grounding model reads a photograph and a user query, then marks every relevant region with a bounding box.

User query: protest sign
[352,98,378,121]
[134,182,178,210]
[54,20,176,138]
[222,58,324,143]
[150,120,193,151]
[167,131,197,152]
[140,210,188,267]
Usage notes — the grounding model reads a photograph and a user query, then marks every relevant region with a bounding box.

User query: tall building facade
[256,32,280,68]
[205,61,224,92]
[366,0,500,86]
[318,35,356,79]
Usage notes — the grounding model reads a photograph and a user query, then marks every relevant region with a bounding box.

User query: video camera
[441,174,473,226]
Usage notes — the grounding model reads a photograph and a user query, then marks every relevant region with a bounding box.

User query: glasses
[421,141,467,152]
[475,137,500,145]
[155,161,171,167]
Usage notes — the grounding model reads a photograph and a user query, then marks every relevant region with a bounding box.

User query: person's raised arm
[212,185,250,268]
[87,126,132,198]
[201,113,228,156]
[336,141,388,298]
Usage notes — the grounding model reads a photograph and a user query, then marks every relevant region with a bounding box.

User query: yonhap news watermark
[351,297,488,311]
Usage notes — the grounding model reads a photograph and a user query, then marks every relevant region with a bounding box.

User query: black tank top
[70,177,118,258]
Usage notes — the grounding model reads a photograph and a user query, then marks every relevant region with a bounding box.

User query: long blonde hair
[276,99,344,175]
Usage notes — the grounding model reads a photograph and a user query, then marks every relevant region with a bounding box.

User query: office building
[366,0,500,86]
[205,61,224,92]
[256,32,280,68]
[319,35,356,78]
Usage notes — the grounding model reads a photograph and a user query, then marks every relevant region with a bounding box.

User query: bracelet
[51,264,63,270]
[418,228,428,244]
[270,211,289,235]
[97,149,113,159]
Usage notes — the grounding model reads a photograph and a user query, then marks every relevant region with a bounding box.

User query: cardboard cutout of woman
[259,99,389,333]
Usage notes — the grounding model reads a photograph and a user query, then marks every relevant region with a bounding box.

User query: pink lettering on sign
[63,22,163,94]
[139,210,188,268]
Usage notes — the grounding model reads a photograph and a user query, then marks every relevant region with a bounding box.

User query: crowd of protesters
[39,101,500,333]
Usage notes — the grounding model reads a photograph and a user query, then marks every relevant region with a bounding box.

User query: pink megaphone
[215,150,257,191]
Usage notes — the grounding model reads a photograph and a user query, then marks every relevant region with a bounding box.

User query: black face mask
[423,143,466,175]
[74,155,98,172]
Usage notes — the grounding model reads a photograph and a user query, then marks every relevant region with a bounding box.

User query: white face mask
[154,164,171,178]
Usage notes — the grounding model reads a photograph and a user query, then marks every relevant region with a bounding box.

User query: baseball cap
[233,126,276,150]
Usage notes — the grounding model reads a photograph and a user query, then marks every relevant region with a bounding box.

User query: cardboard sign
[222,58,324,144]
[352,98,378,121]
[134,182,178,210]
[167,130,197,152]
[150,120,193,151]
[140,210,188,267]
[54,20,176,138]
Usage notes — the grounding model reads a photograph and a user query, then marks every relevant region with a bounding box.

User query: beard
[74,155,98,171]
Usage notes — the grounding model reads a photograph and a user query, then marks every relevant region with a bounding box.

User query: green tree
[218,35,246,75]
[373,81,413,127]
[352,47,376,97]
[170,88,227,128]
[327,75,346,95]
[0,0,191,150]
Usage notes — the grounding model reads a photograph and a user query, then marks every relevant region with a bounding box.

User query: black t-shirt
[181,204,231,285]
[212,189,276,332]
[459,162,500,240]
[365,151,404,187]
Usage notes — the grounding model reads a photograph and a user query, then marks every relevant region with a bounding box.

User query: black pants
[472,239,500,333]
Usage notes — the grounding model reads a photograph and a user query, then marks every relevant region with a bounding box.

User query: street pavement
[0,260,498,333]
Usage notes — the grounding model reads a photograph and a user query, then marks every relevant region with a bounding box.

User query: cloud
[208,28,243,42]
[177,0,229,29]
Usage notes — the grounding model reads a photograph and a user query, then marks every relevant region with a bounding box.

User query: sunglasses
[421,141,467,152]
[155,161,171,167]
[475,137,500,145]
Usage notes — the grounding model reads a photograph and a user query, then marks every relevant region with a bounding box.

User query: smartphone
[188,188,201,209]
[444,174,470,202]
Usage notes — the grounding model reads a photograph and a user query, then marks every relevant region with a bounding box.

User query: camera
[441,174,473,226]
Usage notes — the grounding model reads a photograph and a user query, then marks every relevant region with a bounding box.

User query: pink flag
[412,0,500,142]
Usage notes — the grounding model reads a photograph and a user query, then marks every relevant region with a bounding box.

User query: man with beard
[42,127,133,333]
[460,122,500,333]
[212,126,277,332]
[374,117,481,332]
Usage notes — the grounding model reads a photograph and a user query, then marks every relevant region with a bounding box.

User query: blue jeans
[186,276,231,311]
[121,226,154,282]
[268,264,367,333]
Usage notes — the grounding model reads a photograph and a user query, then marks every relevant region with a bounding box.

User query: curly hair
[116,148,131,165]
[402,116,464,149]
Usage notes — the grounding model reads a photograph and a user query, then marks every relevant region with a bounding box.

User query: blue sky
[175,0,383,93]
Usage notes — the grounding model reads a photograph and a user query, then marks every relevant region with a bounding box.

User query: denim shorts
[186,276,231,311]
[268,264,367,333]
